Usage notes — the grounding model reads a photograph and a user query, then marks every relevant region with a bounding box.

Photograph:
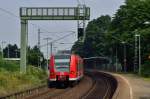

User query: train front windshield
[54,55,70,72]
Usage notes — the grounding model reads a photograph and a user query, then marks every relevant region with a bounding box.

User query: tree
[3,44,20,58]
[73,0,150,74]
[84,15,112,57]
[72,15,112,58]
[71,40,84,57]
[110,0,150,71]
[27,46,45,67]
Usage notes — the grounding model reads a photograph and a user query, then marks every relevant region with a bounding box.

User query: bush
[141,61,150,77]
[0,59,19,72]
[0,58,47,95]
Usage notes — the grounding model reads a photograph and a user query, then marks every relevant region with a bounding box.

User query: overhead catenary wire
[0,7,60,39]
[0,7,78,42]
[39,30,76,39]
[51,32,75,43]
[0,7,19,18]
[40,32,75,48]
[0,7,76,61]
[0,7,77,56]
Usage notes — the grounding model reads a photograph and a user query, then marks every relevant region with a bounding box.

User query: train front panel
[49,54,70,82]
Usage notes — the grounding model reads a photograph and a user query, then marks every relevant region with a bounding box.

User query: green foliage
[28,46,45,67]
[0,51,2,57]
[0,64,47,95]
[72,15,112,57]
[3,44,20,58]
[0,59,19,72]
[85,15,112,57]
[110,0,150,71]
[141,61,150,77]
[73,0,150,75]
[0,56,47,95]
[71,40,84,57]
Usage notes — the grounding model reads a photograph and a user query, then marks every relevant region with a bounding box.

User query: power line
[40,32,75,48]
[0,7,58,38]
[39,30,76,39]
[39,31,76,34]
[0,7,19,18]
[51,32,75,43]
[0,7,78,41]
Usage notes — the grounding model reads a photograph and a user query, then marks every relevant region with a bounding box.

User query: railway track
[0,71,117,99]
[82,71,117,99]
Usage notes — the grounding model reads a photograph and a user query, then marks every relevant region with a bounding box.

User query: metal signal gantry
[20,7,90,20]
[20,6,90,73]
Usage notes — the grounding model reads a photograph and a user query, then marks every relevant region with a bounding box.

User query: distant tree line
[27,46,45,68]
[2,44,45,68]
[72,0,150,76]
[3,44,20,58]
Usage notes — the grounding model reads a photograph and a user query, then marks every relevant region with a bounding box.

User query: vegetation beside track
[0,55,47,96]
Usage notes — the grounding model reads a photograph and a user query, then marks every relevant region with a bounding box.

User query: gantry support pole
[20,20,28,73]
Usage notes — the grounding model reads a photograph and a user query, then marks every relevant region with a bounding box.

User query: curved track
[82,71,117,99]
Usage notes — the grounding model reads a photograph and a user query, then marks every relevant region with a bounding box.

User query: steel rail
[81,71,117,99]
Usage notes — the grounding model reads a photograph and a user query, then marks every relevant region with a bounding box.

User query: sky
[0,0,125,56]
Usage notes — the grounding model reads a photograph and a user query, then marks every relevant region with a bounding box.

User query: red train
[48,54,84,87]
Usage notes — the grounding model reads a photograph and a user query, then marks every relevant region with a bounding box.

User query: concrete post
[20,20,27,73]
[115,47,118,72]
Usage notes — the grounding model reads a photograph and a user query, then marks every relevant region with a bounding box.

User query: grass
[0,56,47,96]
[116,71,150,82]
[143,77,150,81]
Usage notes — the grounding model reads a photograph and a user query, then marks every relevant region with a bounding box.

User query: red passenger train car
[48,54,84,87]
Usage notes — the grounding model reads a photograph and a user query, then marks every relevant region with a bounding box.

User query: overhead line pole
[50,42,53,57]
[122,41,127,72]
[43,37,51,72]
[139,35,141,75]
[134,34,138,73]
[110,35,128,72]
[1,41,6,59]
[7,44,10,58]
[115,47,118,72]
[38,29,41,68]
[135,34,141,75]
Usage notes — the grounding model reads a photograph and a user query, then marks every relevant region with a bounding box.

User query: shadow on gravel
[48,82,69,89]
[140,95,150,99]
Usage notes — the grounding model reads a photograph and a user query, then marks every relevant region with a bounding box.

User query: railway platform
[112,73,150,99]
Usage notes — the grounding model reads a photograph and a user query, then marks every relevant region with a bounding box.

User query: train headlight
[71,71,75,75]
[50,72,55,76]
